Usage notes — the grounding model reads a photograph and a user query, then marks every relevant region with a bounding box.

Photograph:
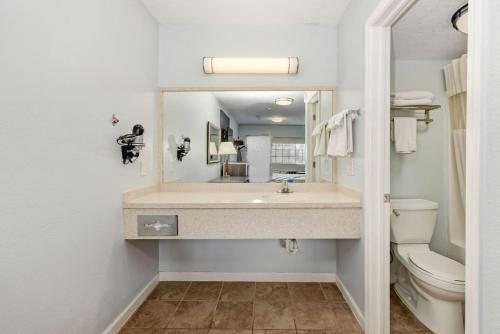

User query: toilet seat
[408,251,465,293]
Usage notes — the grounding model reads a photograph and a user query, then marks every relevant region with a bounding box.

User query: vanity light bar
[202,57,299,74]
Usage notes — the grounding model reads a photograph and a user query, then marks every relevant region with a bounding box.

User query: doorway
[364,0,479,333]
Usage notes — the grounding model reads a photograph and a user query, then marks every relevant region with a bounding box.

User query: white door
[246,136,272,183]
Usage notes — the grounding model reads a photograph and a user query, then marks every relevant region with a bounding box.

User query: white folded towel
[393,91,435,100]
[312,121,327,156]
[326,110,355,157]
[393,117,417,153]
[392,98,433,106]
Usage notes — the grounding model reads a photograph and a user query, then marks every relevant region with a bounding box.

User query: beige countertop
[124,184,361,209]
[122,184,362,239]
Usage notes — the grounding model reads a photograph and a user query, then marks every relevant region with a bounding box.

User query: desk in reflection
[209,176,250,183]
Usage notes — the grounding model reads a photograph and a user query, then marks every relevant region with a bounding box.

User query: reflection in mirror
[163,91,335,183]
[207,122,220,164]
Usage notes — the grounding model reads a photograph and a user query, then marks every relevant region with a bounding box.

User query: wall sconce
[116,124,145,164]
[202,57,299,74]
[177,136,191,161]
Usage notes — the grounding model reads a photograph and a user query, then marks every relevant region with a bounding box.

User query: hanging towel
[392,98,434,106]
[392,91,435,100]
[312,121,327,156]
[393,117,417,153]
[326,110,356,157]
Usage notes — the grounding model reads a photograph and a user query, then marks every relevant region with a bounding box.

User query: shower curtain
[444,54,467,248]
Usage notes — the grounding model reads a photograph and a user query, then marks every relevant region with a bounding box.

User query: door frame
[364,0,481,333]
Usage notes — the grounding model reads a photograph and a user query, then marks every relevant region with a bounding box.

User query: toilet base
[394,283,464,334]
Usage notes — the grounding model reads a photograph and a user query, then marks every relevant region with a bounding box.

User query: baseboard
[102,274,159,334]
[336,276,365,330]
[159,271,337,282]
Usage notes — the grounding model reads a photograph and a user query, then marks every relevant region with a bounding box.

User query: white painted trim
[364,24,392,334]
[337,276,365,330]
[366,0,416,26]
[364,1,417,333]
[102,274,159,334]
[159,271,336,283]
[465,0,482,333]
[159,85,337,93]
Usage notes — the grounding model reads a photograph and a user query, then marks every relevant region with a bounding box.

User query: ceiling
[140,0,352,25]
[393,0,468,59]
[214,91,306,126]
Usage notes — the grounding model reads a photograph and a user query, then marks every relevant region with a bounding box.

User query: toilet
[390,199,465,334]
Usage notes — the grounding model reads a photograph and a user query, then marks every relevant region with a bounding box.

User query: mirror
[207,122,220,164]
[162,90,335,183]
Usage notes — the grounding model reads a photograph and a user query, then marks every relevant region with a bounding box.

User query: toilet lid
[409,252,465,283]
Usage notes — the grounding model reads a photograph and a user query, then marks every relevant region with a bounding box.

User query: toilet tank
[390,199,438,244]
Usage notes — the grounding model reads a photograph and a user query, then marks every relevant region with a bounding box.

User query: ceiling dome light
[271,117,285,123]
[452,4,468,34]
[275,97,294,106]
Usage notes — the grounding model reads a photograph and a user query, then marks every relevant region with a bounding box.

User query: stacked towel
[392,90,435,106]
[326,109,357,157]
[312,121,327,156]
[392,117,417,153]
[392,98,434,106]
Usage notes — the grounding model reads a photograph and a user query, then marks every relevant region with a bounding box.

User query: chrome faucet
[278,179,293,193]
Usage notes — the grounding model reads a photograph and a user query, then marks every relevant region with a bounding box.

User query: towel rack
[390,105,441,125]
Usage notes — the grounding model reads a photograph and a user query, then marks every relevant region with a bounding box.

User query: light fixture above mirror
[452,4,468,34]
[203,57,299,74]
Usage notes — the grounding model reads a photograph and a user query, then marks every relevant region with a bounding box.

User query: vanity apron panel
[123,208,361,239]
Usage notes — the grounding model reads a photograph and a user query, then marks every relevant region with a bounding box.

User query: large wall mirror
[162,89,336,183]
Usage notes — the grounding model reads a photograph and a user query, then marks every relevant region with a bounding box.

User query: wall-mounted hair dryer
[116,124,145,164]
[177,136,191,161]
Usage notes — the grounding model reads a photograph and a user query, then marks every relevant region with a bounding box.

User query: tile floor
[120,281,362,333]
[120,282,432,334]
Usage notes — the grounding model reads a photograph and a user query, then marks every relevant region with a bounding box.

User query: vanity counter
[123,184,361,240]
[124,190,360,209]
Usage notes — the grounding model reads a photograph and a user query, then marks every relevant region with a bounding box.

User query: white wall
[238,124,305,140]
[164,92,223,182]
[479,1,500,331]
[160,240,336,273]
[335,0,382,316]
[159,24,338,87]
[0,1,159,333]
[391,59,451,256]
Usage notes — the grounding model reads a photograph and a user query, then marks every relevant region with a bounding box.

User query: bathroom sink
[259,192,315,203]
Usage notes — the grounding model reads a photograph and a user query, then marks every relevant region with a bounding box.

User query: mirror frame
[207,121,220,164]
[157,86,338,184]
